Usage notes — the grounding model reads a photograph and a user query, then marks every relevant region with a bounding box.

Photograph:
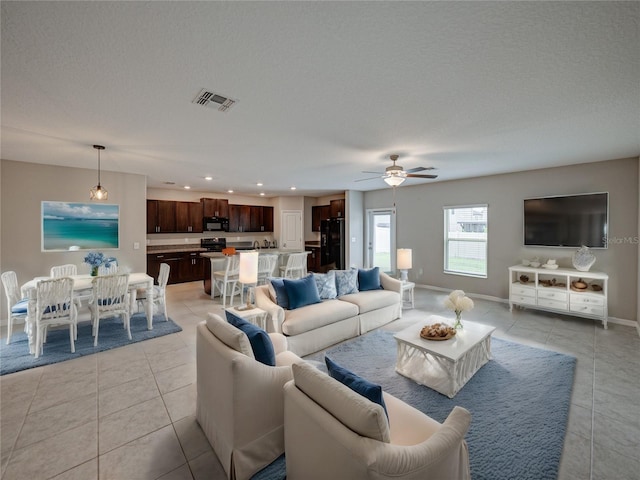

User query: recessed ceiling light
[227,189,234,193]
[184,185,191,189]
[256,182,263,187]
[204,176,213,181]
[290,186,297,190]
[260,192,265,196]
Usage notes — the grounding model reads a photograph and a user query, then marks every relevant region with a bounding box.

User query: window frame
[443,203,488,278]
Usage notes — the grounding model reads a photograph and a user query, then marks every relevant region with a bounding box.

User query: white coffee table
[393,315,496,398]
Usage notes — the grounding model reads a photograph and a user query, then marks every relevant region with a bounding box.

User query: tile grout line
[589,328,596,480]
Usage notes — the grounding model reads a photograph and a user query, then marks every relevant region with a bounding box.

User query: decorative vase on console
[572,245,596,272]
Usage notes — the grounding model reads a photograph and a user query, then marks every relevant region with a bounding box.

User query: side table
[226,306,269,331]
[401,281,415,309]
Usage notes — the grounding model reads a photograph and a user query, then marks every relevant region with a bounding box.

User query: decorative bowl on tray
[420,323,456,341]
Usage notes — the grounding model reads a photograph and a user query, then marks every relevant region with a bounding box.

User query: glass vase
[453,312,463,329]
[91,266,99,277]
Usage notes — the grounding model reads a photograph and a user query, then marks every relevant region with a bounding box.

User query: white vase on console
[572,245,596,272]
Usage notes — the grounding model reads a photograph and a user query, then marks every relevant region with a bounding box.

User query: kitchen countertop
[200,249,307,259]
[147,245,207,254]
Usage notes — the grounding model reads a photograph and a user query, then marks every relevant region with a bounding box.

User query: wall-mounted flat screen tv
[523,192,608,248]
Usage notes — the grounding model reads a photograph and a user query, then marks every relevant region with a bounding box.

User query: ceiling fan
[356,154,438,186]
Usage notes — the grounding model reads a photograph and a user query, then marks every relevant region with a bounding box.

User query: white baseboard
[414,283,638,331]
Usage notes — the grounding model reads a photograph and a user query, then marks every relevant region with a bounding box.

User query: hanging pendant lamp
[89,145,108,201]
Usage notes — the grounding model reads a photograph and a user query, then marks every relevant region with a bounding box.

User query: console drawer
[511,294,536,306]
[537,289,567,302]
[570,294,605,306]
[570,303,605,317]
[538,298,567,311]
[511,285,536,297]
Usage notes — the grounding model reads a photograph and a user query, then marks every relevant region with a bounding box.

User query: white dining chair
[50,263,89,315]
[34,277,77,358]
[257,254,279,285]
[279,252,308,279]
[136,262,170,321]
[212,255,241,308]
[89,273,131,347]
[1,271,29,344]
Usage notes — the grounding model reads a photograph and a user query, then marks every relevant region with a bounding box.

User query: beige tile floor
[1,281,639,480]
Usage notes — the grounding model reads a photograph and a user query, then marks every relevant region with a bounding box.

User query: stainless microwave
[203,216,229,232]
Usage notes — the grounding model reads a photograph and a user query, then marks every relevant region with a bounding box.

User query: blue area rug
[0,313,182,375]
[253,329,576,480]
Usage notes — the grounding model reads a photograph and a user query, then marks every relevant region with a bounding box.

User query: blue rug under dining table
[253,329,577,480]
[0,313,182,375]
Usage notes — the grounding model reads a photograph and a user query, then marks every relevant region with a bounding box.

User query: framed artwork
[42,201,120,251]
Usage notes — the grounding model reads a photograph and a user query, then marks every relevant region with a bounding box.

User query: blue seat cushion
[98,296,124,306]
[358,267,382,291]
[325,356,389,421]
[43,302,71,314]
[11,299,28,315]
[269,278,290,309]
[226,310,276,366]
[284,275,321,310]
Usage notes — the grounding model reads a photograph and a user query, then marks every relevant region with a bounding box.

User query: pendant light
[89,145,108,201]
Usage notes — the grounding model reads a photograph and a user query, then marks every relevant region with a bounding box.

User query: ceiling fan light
[384,176,406,187]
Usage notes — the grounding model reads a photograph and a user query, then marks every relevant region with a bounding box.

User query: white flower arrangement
[444,290,474,318]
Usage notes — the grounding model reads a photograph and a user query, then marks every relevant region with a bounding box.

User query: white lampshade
[397,248,413,270]
[238,252,259,284]
[384,175,406,187]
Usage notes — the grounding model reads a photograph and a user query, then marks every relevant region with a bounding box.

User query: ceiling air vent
[192,89,238,112]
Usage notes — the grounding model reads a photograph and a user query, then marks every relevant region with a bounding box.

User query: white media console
[508,265,609,329]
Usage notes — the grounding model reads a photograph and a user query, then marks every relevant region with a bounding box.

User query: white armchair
[283,361,472,480]
[196,313,301,480]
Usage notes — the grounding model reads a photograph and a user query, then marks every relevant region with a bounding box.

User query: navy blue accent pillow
[283,274,321,310]
[325,356,389,421]
[226,310,276,366]
[269,278,290,309]
[358,267,382,291]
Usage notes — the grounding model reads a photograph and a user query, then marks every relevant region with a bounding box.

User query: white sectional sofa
[255,271,402,356]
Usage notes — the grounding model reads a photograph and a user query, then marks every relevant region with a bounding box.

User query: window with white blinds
[443,204,488,277]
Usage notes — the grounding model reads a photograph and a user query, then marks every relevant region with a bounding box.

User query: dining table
[20,272,154,355]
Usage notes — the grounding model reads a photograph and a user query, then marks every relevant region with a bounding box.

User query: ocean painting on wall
[42,202,119,251]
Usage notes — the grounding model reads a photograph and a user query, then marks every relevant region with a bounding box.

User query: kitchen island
[201,249,308,297]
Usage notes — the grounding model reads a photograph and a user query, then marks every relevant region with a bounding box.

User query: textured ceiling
[1,1,638,197]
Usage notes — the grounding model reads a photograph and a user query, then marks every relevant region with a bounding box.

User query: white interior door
[280,210,303,250]
[365,208,396,273]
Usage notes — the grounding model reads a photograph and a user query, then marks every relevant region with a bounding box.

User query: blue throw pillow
[313,271,337,299]
[358,267,382,291]
[325,356,389,421]
[335,269,358,296]
[226,310,276,366]
[269,278,290,309]
[284,274,322,310]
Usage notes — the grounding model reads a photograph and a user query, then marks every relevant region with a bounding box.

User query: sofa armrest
[255,284,285,333]
[269,332,288,355]
[380,272,402,294]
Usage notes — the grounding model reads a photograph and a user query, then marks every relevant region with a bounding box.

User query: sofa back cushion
[284,274,322,310]
[313,270,337,299]
[358,266,382,291]
[335,269,359,296]
[225,310,276,366]
[206,313,255,359]
[292,362,390,443]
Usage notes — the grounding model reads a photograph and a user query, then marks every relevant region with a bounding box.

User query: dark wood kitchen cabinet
[330,199,345,219]
[201,198,229,218]
[147,200,176,234]
[229,205,251,232]
[175,201,203,233]
[147,251,205,285]
[178,252,206,282]
[312,205,331,231]
[249,206,274,232]
[306,246,321,272]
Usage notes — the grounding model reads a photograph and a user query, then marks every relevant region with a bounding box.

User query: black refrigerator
[320,218,345,270]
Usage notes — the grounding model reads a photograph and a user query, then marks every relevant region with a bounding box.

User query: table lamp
[397,248,412,282]
[237,251,259,311]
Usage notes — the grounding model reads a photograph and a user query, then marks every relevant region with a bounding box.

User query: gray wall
[346,190,364,268]
[1,159,147,324]
[364,157,639,322]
